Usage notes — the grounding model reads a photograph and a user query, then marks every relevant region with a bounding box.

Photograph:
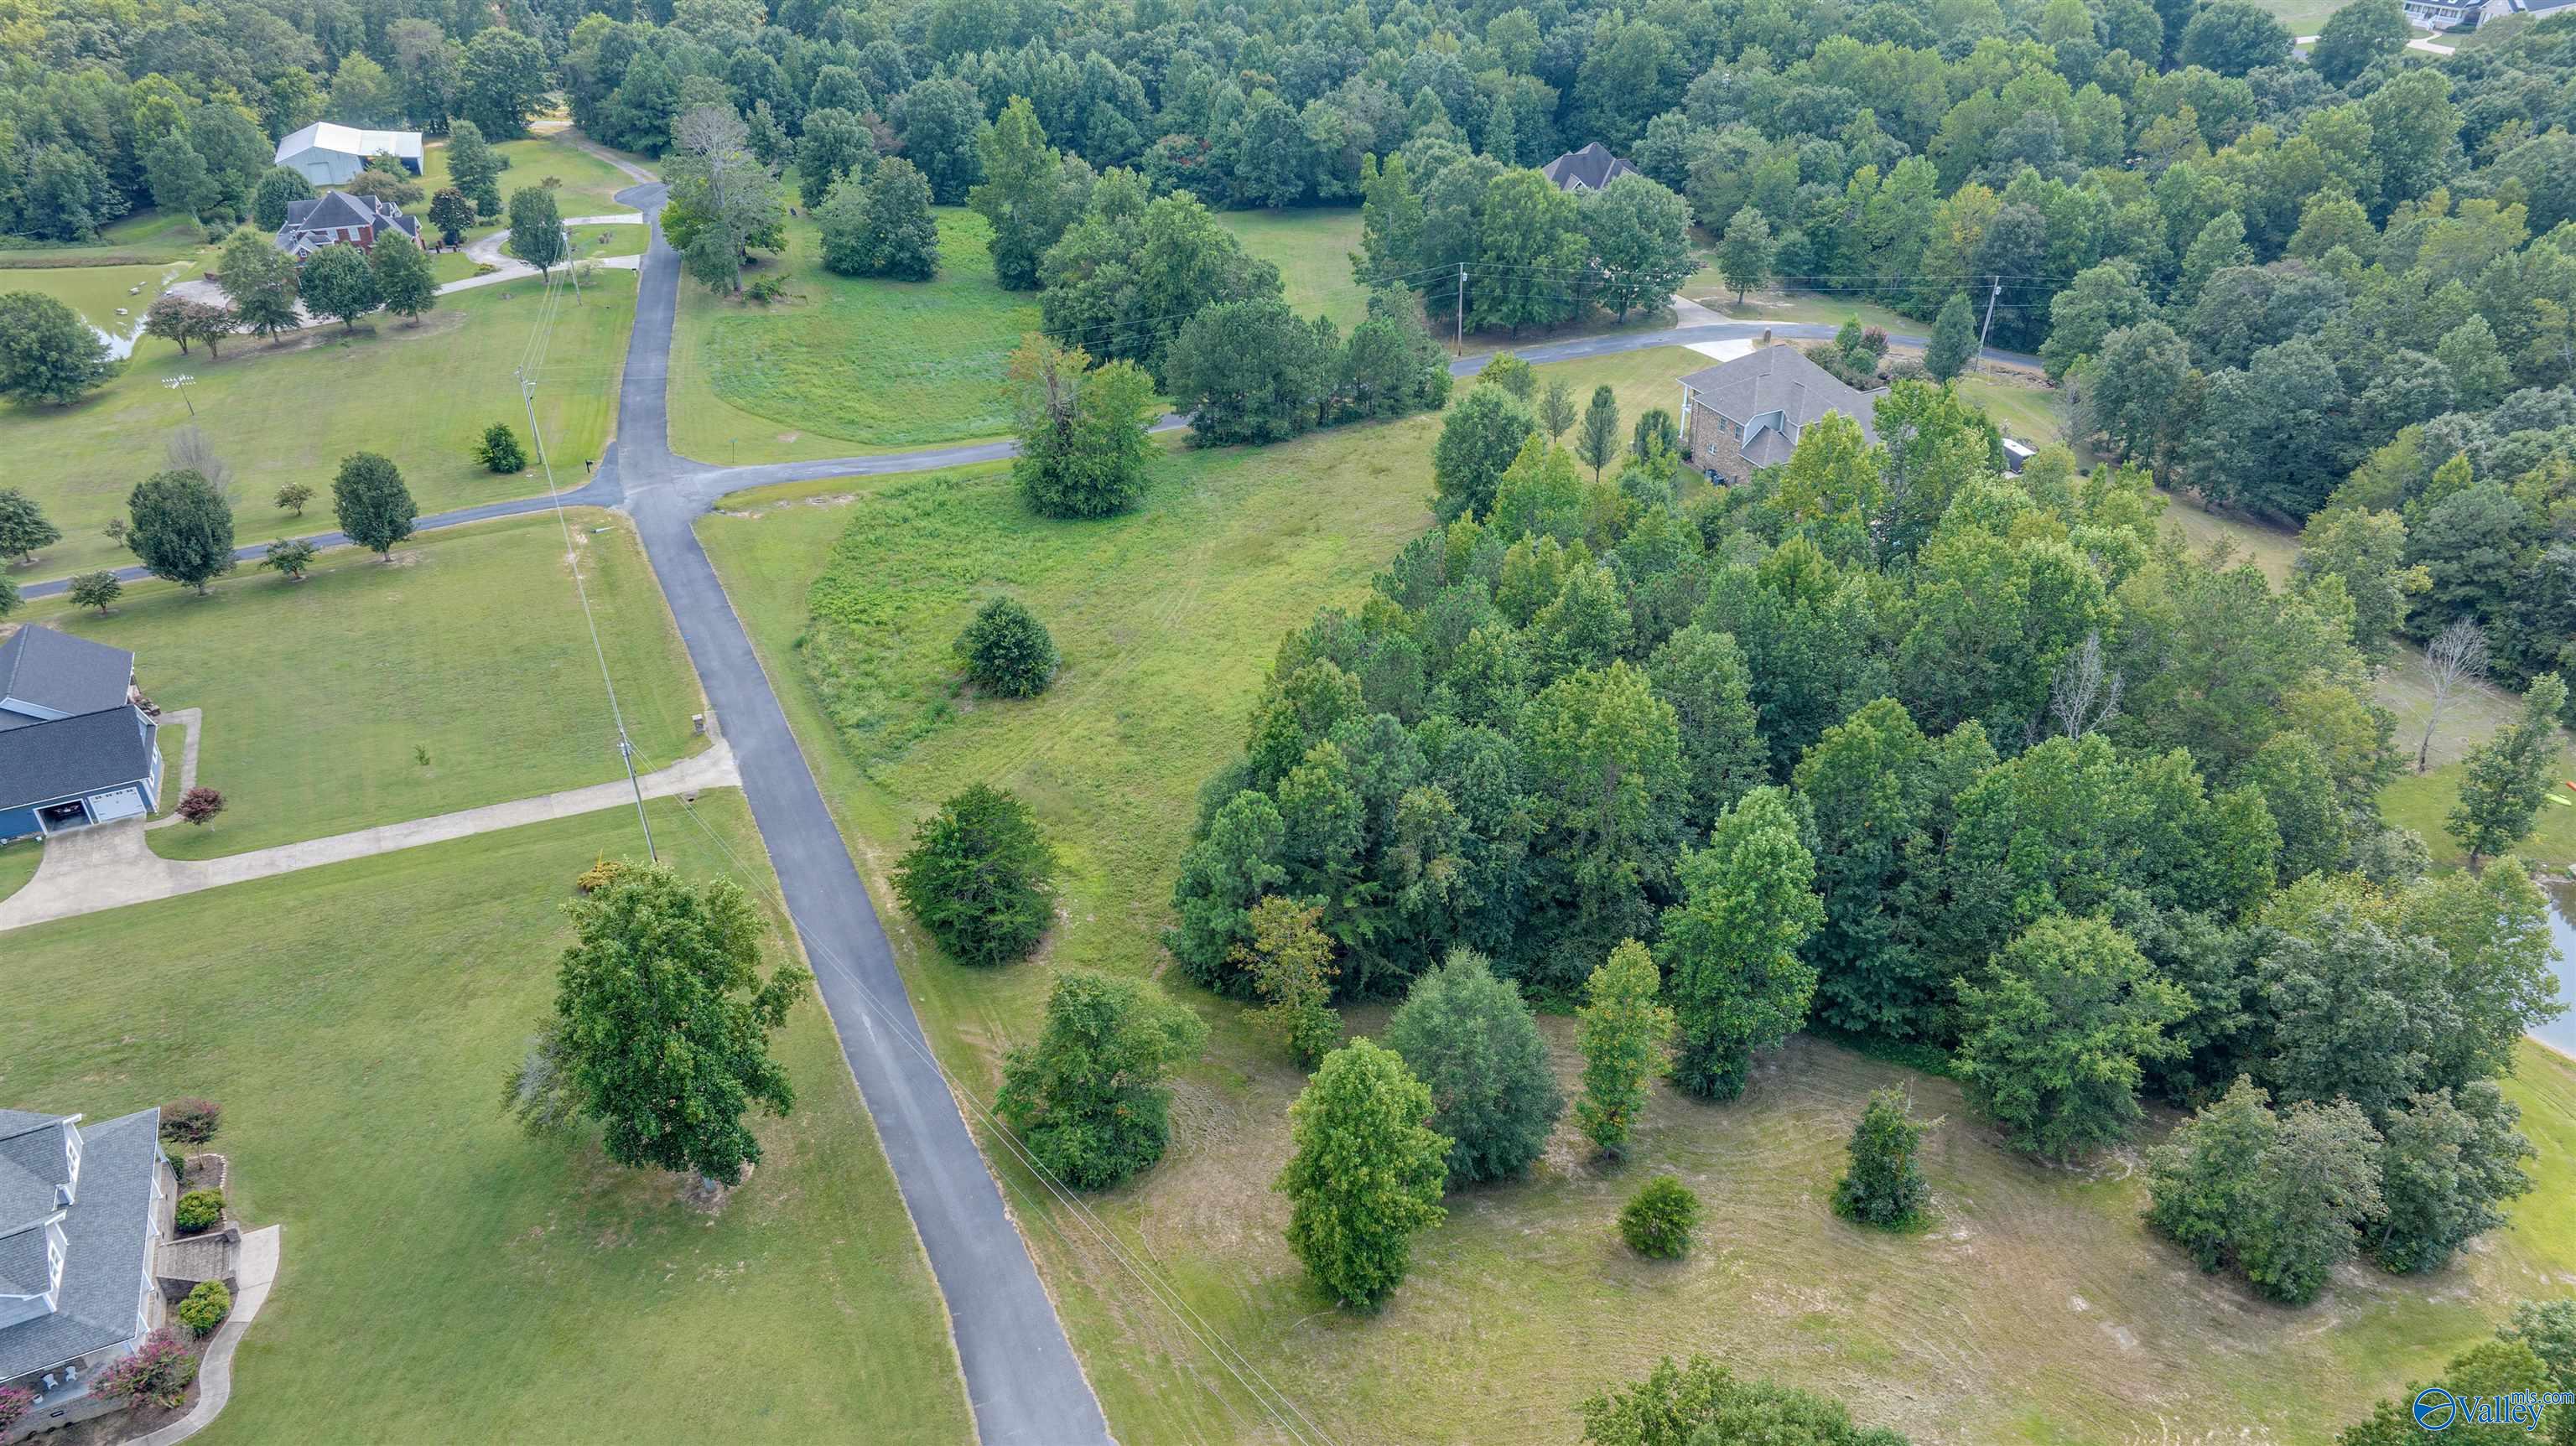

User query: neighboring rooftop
[0,1107,161,1383]
[273,121,423,164]
[1540,143,1641,193]
[0,627,133,733]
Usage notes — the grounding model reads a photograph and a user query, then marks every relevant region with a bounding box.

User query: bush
[954,597,1059,698]
[1833,1089,1931,1228]
[160,1097,222,1145]
[1618,1174,1701,1259]
[176,1279,231,1337]
[574,856,628,894]
[91,1329,196,1408]
[0,1384,32,1434]
[474,422,527,474]
[174,1189,223,1235]
[175,786,225,825]
[892,785,1058,966]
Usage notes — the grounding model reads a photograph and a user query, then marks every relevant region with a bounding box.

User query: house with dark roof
[1540,143,1641,194]
[0,1107,170,1438]
[0,627,162,841]
[273,190,420,261]
[1675,344,1883,484]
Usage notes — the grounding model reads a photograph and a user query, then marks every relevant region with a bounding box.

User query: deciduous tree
[1007,334,1156,517]
[996,969,1207,1189]
[1385,947,1562,1184]
[1276,1039,1450,1309]
[1955,915,2187,1161]
[1834,1088,1931,1228]
[1576,383,1620,482]
[1431,385,1538,521]
[1234,896,1340,1068]
[1576,939,1671,1156]
[0,490,61,563]
[369,231,436,323]
[125,469,235,594]
[1659,786,1822,1099]
[67,571,121,614]
[2448,674,2569,868]
[503,184,565,278]
[331,451,415,557]
[0,290,116,404]
[892,784,1057,966]
[953,595,1058,697]
[214,229,301,339]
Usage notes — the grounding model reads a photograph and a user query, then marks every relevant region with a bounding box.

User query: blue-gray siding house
[0,1107,171,1442]
[0,628,161,842]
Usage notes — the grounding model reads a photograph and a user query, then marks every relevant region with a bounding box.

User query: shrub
[175,787,225,825]
[1833,1089,1931,1228]
[892,785,1058,966]
[273,481,314,516]
[160,1097,222,1145]
[174,1189,223,1234]
[1618,1174,1701,1259]
[0,1384,32,1434]
[92,1329,196,1408]
[953,596,1059,698]
[176,1280,231,1337]
[474,422,527,474]
[574,856,628,894]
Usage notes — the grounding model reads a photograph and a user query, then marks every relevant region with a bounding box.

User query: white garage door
[88,788,145,821]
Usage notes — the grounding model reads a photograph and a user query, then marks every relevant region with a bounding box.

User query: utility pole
[516,365,657,863]
[1456,262,1467,355]
[1976,275,2002,375]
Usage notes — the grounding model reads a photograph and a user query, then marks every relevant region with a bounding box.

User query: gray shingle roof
[278,191,421,248]
[1678,345,1882,444]
[0,1224,50,1297]
[1540,143,1641,192]
[0,1114,73,1223]
[0,1107,161,1382]
[0,707,156,811]
[0,627,132,732]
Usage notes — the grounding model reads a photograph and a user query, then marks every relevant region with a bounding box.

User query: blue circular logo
[2415,1387,2458,1431]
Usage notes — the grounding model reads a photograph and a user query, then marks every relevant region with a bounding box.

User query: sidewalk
[0,737,737,933]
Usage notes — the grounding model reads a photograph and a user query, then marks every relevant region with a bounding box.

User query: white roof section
[275,122,423,164]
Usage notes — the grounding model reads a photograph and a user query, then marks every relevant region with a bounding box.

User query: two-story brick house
[1676,345,1884,485]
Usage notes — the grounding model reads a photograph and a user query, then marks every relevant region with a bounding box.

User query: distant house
[0,1107,171,1440]
[0,627,162,842]
[2001,437,2037,474]
[2402,0,2497,23]
[272,122,423,186]
[273,190,420,261]
[1676,344,1883,485]
[1540,143,1640,194]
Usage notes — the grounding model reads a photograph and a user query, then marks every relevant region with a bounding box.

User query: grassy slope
[0,268,632,579]
[693,342,2570,1444]
[1215,207,1369,332]
[0,836,37,902]
[0,792,971,1445]
[667,207,1037,465]
[1,256,205,347]
[415,133,642,232]
[10,509,704,860]
[0,210,210,268]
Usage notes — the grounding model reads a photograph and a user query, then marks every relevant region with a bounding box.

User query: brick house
[1676,345,1883,484]
[273,190,420,262]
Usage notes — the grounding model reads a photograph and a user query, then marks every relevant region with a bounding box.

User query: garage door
[88,788,145,821]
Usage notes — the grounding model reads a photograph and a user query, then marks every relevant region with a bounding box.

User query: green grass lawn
[0,255,206,350]
[1956,373,2065,444]
[0,210,210,268]
[0,836,38,902]
[10,509,704,860]
[2260,0,2354,36]
[0,791,972,1445]
[667,207,1038,465]
[0,267,632,579]
[691,339,2571,1443]
[416,132,642,231]
[1216,206,1369,332]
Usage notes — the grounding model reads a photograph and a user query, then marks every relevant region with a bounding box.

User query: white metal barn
[272,122,424,185]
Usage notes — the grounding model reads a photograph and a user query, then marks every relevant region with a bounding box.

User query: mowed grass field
[0,836,38,903]
[8,509,704,860]
[0,209,210,268]
[694,344,2573,1443]
[0,254,205,352]
[1216,206,1370,331]
[0,267,633,579]
[416,132,643,233]
[667,207,1038,464]
[0,792,972,1445]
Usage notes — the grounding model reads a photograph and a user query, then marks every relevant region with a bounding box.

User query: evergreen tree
[125,469,235,593]
[443,119,506,216]
[1576,384,1620,482]
[1925,292,1977,381]
[474,422,527,473]
[995,970,1207,1189]
[1384,948,1563,1185]
[892,784,1058,966]
[252,166,314,230]
[331,451,415,557]
[1833,1089,1931,1228]
[953,595,1059,697]
[1276,1039,1450,1309]
[2448,674,2569,868]
[1576,939,1672,1156]
[1660,787,1821,1100]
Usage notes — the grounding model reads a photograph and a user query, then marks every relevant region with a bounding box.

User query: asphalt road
[607,182,1116,1446]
